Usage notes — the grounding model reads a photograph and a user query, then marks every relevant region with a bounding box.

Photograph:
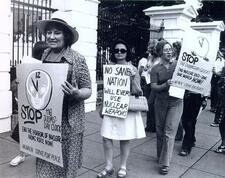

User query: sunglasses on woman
[114,48,127,54]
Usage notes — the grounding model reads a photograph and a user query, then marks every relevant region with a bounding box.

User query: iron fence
[96,17,164,81]
[11,0,56,67]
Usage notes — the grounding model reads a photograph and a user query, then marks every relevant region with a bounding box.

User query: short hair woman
[150,40,183,175]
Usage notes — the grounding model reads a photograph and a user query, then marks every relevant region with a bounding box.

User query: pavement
[0,103,225,178]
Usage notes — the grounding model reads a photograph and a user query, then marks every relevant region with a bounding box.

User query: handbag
[129,95,149,112]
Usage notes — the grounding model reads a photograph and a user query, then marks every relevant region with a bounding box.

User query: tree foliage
[98,0,185,57]
[98,0,225,53]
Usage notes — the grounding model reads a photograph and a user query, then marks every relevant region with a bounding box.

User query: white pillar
[52,0,99,112]
[144,3,225,51]
[191,21,225,54]
[0,0,12,133]
[144,4,198,43]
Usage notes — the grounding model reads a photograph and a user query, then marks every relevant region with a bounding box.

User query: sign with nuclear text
[102,65,131,119]
[171,29,216,95]
[17,63,68,167]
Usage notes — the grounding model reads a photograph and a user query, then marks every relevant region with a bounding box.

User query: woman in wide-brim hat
[36,12,79,46]
[35,11,92,178]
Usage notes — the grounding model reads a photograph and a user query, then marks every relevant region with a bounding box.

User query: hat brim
[36,19,79,44]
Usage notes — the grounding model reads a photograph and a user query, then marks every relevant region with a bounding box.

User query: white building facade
[0,0,99,133]
[0,0,12,133]
[144,3,224,48]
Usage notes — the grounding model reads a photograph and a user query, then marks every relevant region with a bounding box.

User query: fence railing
[11,0,56,67]
[96,16,164,81]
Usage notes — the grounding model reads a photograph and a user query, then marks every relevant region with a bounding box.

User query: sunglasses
[114,49,127,54]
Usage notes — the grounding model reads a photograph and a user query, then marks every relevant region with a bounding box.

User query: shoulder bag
[129,95,148,112]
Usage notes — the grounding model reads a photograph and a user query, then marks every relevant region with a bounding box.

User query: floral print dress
[36,48,91,178]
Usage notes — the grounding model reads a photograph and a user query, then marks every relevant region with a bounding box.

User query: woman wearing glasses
[97,39,145,178]
[150,40,183,175]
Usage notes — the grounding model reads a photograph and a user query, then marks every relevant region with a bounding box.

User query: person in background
[139,39,159,133]
[10,41,48,167]
[213,66,225,153]
[138,52,150,95]
[150,40,183,175]
[172,41,184,141]
[146,41,161,133]
[210,68,220,113]
[130,46,138,68]
[97,39,145,178]
[210,67,221,127]
[178,91,207,156]
[36,11,92,178]
[210,50,224,117]
[138,52,152,132]
[32,41,49,60]
[172,41,181,62]
[210,50,225,127]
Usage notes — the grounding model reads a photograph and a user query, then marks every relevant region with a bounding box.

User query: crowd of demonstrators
[12,17,225,176]
[10,41,48,167]
[97,39,146,178]
[150,40,183,175]
[35,12,92,178]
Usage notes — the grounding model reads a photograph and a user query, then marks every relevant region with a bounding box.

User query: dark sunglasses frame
[114,48,127,54]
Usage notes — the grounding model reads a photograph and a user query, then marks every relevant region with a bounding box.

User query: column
[0,0,12,133]
[52,0,99,112]
[144,4,198,43]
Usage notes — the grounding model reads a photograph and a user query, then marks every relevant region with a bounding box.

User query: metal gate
[96,2,164,81]
[11,0,56,66]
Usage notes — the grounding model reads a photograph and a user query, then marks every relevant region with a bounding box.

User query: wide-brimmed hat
[36,11,79,44]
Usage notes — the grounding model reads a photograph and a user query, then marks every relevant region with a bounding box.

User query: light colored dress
[101,111,145,140]
[101,63,146,140]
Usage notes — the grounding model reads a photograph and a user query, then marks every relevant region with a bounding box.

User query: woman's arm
[151,80,170,92]
[62,51,92,101]
[74,87,92,101]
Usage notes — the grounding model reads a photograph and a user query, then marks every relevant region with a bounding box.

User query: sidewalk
[0,105,225,178]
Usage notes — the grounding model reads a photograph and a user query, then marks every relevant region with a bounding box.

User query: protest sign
[17,63,68,167]
[171,29,216,95]
[102,65,131,119]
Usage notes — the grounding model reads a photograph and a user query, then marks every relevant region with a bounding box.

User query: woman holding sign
[97,39,145,178]
[35,11,92,178]
[150,40,183,175]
